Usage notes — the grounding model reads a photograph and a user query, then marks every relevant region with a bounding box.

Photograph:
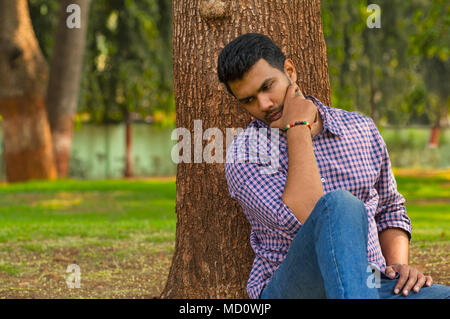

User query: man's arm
[282,125,323,224]
[379,228,409,265]
[269,84,323,224]
[380,227,432,295]
[369,118,432,295]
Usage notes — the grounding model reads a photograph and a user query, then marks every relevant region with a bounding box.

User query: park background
[0,0,448,298]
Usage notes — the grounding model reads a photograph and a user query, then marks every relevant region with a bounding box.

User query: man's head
[217,33,298,125]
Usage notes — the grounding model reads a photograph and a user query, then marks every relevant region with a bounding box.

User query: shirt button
[321,177,326,182]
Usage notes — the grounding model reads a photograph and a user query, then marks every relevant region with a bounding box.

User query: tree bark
[428,100,448,148]
[46,0,90,177]
[0,0,57,182]
[162,0,331,298]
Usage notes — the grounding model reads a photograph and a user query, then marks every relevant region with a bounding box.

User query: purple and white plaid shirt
[225,95,412,299]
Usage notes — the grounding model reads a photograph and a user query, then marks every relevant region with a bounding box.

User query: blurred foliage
[29,0,174,126]
[28,0,60,61]
[322,0,449,126]
[28,1,448,127]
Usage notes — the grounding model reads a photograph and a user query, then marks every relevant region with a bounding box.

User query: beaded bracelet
[282,121,313,137]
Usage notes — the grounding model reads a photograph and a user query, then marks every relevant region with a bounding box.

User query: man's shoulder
[329,105,373,125]
[327,105,378,136]
[305,96,376,137]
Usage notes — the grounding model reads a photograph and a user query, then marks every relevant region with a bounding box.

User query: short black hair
[217,33,286,95]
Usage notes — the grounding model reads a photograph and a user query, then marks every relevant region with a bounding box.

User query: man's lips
[267,106,283,122]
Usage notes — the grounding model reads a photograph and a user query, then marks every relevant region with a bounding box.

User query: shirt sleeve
[225,160,302,234]
[368,119,412,240]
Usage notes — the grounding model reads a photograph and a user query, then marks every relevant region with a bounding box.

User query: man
[219,33,449,299]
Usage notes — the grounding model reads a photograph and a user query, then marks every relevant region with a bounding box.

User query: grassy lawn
[0,178,176,298]
[393,170,449,243]
[0,172,448,298]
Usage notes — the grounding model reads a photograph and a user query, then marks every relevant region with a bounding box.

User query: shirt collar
[304,95,343,137]
[254,95,344,137]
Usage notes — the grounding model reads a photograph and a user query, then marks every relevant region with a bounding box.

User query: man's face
[228,58,295,126]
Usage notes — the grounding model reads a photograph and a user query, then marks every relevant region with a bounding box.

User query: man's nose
[257,94,274,112]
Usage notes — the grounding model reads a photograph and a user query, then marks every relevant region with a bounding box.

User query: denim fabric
[377,274,450,299]
[259,189,450,299]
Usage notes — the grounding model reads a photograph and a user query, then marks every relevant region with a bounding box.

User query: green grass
[0,174,448,296]
[395,174,450,242]
[0,263,22,276]
[395,175,450,200]
[0,179,176,243]
[0,175,447,244]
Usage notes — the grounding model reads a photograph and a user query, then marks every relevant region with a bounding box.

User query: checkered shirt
[224,95,412,299]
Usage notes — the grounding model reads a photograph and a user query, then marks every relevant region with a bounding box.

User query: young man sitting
[219,33,450,299]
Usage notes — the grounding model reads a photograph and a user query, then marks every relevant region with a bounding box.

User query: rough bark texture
[46,0,90,177]
[161,0,331,298]
[0,0,57,182]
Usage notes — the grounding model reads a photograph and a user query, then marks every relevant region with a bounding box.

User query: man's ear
[284,59,297,84]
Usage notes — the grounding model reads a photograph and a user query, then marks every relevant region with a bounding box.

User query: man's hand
[269,84,318,130]
[385,264,433,296]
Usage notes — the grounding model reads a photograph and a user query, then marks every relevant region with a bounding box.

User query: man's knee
[319,189,367,225]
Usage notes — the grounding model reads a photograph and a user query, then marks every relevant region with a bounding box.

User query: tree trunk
[0,0,57,182]
[428,101,448,148]
[161,0,331,298]
[124,119,133,178]
[428,124,440,148]
[46,0,90,177]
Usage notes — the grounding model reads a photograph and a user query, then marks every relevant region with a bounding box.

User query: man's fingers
[393,266,409,294]
[413,274,427,293]
[426,275,433,287]
[282,83,294,104]
[286,82,304,99]
[402,268,418,296]
[385,266,397,279]
[293,86,304,99]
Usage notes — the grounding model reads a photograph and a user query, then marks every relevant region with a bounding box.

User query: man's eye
[244,97,253,104]
[263,82,273,91]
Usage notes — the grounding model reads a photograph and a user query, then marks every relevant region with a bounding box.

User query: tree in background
[46,0,91,177]
[410,0,449,146]
[0,0,57,182]
[79,0,173,123]
[78,0,173,177]
[322,0,420,124]
[161,0,331,298]
[27,0,173,178]
[322,0,448,135]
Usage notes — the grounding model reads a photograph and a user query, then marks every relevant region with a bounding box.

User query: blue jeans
[260,189,450,299]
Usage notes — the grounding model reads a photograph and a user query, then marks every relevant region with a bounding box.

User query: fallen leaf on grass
[44,274,62,281]
[53,255,71,263]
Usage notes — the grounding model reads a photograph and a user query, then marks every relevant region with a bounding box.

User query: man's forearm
[379,228,409,265]
[282,125,324,224]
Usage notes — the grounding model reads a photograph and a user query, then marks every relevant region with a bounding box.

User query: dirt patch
[0,240,447,298]
[409,241,449,286]
[0,240,173,299]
